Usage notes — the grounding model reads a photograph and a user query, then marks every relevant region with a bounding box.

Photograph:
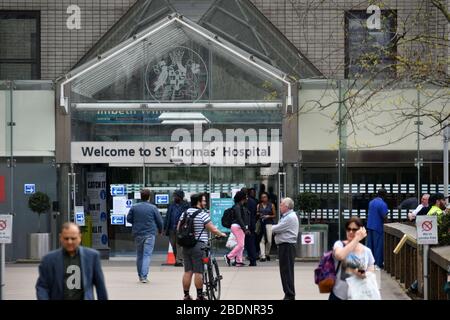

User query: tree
[296,192,321,226]
[283,0,449,143]
[28,192,51,233]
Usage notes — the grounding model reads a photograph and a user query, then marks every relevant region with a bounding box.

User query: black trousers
[244,232,257,265]
[278,243,296,299]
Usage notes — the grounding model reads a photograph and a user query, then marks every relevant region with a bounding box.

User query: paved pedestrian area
[4,255,410,300]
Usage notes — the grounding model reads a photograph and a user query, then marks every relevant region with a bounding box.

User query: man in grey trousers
[272,197,299,300]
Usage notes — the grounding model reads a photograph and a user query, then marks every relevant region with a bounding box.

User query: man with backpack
[164,189,189,266]
[177,193,226,300]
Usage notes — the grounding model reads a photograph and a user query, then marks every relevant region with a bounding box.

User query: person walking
[36,222,108,300]
[244,187,258,266]
[272,197,299,300]
[224,191,249,267]
[127,189,163,283]
[366,188,388,269]
[329,217,375,300]
[164,189,189,266]
[179,193,226,300]
[257,192,276,262]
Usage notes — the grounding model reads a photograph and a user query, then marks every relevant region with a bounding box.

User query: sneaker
[174,262,184,267]
[196,294,208,300]
[183,295,193,300]
[266,256,271,261]
[235,262,246,267]
[260,258,266,262]
[408,280,418,294]
[140,278,148,283]
[224,254,231,266]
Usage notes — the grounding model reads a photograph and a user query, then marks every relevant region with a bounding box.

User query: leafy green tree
[28,192,50,233]
[296,192,321,226]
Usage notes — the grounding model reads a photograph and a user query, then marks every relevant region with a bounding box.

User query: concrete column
[282,81,299,201]
[57,164,71,224]
[285,163,297,200]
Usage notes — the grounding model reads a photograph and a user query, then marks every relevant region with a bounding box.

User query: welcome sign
[71,141,281,165]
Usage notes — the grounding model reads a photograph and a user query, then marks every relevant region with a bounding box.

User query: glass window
[71,109,282,142]
[345,10,396,79]
[0,11,40,80]
[69,23,285,104]
[201,0,321,78]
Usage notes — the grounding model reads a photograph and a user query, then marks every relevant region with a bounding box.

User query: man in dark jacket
[164,190,189,266]
[36,223,108,300]
[243,187,258,266]
[127,189,163,283]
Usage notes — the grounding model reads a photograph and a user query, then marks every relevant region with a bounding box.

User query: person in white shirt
[408,194,430,221]
[272,197,299,300]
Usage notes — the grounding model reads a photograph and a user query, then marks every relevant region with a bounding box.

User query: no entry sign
[416,215,438,245]
[301,233,315,245]
[0,214,13,244]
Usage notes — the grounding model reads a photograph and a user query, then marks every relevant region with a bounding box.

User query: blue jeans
[135,234,156,279]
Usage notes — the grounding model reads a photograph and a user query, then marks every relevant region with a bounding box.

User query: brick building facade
[1,0,447,80]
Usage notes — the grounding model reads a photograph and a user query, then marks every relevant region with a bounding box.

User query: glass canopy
[76,0,322,79]
[67,14,287,105]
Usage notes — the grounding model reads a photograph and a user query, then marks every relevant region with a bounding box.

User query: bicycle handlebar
[210,234,225,241]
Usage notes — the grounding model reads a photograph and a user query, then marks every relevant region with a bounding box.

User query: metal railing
[385,223,450,300]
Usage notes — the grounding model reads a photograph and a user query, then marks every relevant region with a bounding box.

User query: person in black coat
[244,188,258,266]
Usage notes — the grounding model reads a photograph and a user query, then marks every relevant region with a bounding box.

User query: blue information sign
[155,194,169,205]
[210,198,234,232]
[111,215,125,225]
[24,184,36,195]
[75,212,85,226]
[111,185,126,196]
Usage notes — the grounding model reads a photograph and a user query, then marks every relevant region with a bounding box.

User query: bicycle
[201,235,223,300]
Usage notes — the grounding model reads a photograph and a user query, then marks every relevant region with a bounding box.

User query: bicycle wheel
[208,258,222,300]
[203,264,210,298]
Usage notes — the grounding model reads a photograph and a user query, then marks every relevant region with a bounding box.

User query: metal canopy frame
[75,0,321,79]
[60,13,292,114]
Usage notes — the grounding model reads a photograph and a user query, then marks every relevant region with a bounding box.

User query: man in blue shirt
[164,190,189,266]
[127,189,163,283]
[366,188,388,268]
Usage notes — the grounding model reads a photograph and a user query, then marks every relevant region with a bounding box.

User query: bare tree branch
[430,0,450,22]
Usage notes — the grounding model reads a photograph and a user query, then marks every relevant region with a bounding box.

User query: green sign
[210,198,234,232]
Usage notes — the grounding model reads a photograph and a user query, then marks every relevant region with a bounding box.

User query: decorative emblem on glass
[145,46,208,102]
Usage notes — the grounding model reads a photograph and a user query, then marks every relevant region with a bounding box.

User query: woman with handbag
[329,217,377,300]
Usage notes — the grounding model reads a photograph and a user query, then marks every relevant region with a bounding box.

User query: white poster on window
[86,172,109,249]
[113,196,127,215]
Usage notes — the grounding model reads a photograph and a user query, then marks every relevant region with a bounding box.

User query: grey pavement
[4,255,410,300]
